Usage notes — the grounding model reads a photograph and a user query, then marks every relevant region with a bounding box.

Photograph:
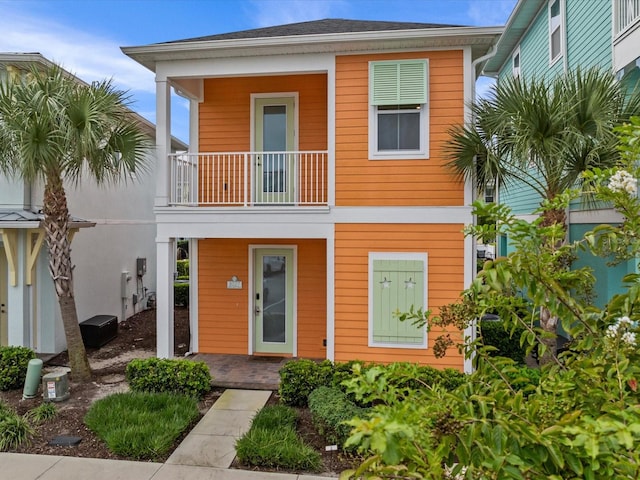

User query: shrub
[174,282,189,307]
[0,346,36,391]
[176,259,189,277]
[85,392,199,460]
[479,319,527,364]
[278,359,333,406]
[235,405,321,471]
[0,406,33,451]
[308,386,367,448]
[126,357,211,399]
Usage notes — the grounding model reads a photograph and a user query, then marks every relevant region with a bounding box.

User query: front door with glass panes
[254,97,296,204]
[254,248,294,354]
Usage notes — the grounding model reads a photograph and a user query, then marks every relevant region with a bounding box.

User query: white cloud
[249,0,349,27]
[467,0,516,26]
[0,7,155,95]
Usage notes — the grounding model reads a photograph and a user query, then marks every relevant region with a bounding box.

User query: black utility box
[80,315,118,348]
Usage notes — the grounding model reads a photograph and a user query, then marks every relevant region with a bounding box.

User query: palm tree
[448,67,640,228]
[447,67,640,361]
[0,65,151,381]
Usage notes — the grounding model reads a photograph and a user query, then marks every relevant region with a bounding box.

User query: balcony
[615,0,640,35]
[169,151,328,207]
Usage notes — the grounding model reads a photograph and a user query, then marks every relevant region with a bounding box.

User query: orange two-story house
[123,19,501,372]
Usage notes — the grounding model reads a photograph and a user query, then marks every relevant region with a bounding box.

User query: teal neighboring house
[482,0,640,307]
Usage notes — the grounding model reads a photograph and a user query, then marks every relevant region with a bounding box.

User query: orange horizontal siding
[199,74,327,153]
[334,223,466,370]
[335,50,465,207]
[198,238,326,358]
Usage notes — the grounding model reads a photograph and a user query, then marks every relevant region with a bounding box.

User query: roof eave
[482,0,545,77]
[122,26,503,72]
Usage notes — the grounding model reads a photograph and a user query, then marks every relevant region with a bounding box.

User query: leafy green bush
[308,386,367,449]
[126,358,211,399]
[0,404,33,451]
[278,359,333,406]
[0,346,36,391]
[174,282,189,307]
[176,259,189,277]
[85,392,199,460]
[235,405,321,471]
[479,319,527,364]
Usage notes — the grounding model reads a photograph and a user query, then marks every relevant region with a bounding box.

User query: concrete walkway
[0,389,336,480]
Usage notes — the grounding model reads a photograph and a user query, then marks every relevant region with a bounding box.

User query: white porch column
[156,237,175,358]
[7,231,30,347]
[326,234,335,361]
[156,79,171,207]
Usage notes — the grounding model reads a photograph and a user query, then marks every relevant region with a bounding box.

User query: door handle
[255,306,261,314]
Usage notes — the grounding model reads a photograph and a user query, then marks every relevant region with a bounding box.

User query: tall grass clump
[236,405,321,471]
[0,402,33,451]
[84,392,199,460]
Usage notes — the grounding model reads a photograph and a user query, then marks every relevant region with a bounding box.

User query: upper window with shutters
[368,59,429,160]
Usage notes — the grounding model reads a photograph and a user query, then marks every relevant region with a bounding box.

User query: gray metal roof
[0,209,95,229]
[162,18,464,44]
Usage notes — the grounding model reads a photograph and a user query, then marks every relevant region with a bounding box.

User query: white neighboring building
[0,53,187,354]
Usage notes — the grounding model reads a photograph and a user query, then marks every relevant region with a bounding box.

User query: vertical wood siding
[334,223,466,370]
[335,51,465,207]
[198,238,326,357]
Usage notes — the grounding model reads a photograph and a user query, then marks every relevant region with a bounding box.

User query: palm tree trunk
[538,206,567,365]
[43,171,92,381]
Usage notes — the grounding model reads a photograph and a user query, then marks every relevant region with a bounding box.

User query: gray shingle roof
[163,18,464,44]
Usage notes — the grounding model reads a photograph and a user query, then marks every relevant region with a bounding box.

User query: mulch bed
[0,307,358,474]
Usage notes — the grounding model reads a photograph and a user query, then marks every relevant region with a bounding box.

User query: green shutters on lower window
[370,254,427,347]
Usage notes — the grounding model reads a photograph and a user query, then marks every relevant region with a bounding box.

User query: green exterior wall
[569,224,637,309]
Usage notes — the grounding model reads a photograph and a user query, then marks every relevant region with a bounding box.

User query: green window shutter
[370,60,428,106]
[372,259,425,345]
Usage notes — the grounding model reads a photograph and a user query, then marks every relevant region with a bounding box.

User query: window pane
[378,113,398,150]
[262,255,286,343]
[551,28,561,59]
[263,105,286,152]
[377,110,421,151]
[398,112,420,150]
[550,0,560,18]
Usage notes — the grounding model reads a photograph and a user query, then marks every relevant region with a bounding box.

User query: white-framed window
[368,252,428,348]
[512,46,521,78]
[549,0,564,65]
[368,60,429,160]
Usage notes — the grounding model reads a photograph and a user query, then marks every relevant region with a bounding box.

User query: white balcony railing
[615,0,640,34]
[169,151,328,206]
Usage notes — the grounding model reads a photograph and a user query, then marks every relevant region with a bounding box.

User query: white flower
[608,170,638,196]
[622,331,637,346]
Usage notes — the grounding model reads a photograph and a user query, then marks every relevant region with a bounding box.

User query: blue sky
[0,0,516,142]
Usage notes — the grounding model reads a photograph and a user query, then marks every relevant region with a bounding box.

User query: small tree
[0,65,150,380]
[341,119,640,479]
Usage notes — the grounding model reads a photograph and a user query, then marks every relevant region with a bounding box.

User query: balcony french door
[254,96,296,204]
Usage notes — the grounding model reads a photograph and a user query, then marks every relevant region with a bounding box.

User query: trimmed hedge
[278,359,333,407]
[308,386,367,449]
[480,319,527,364]
[279,359,467,408]
[0,346,37,391]
[176,259,189,277]
[174,282,189,307]
[125,358,211,399]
